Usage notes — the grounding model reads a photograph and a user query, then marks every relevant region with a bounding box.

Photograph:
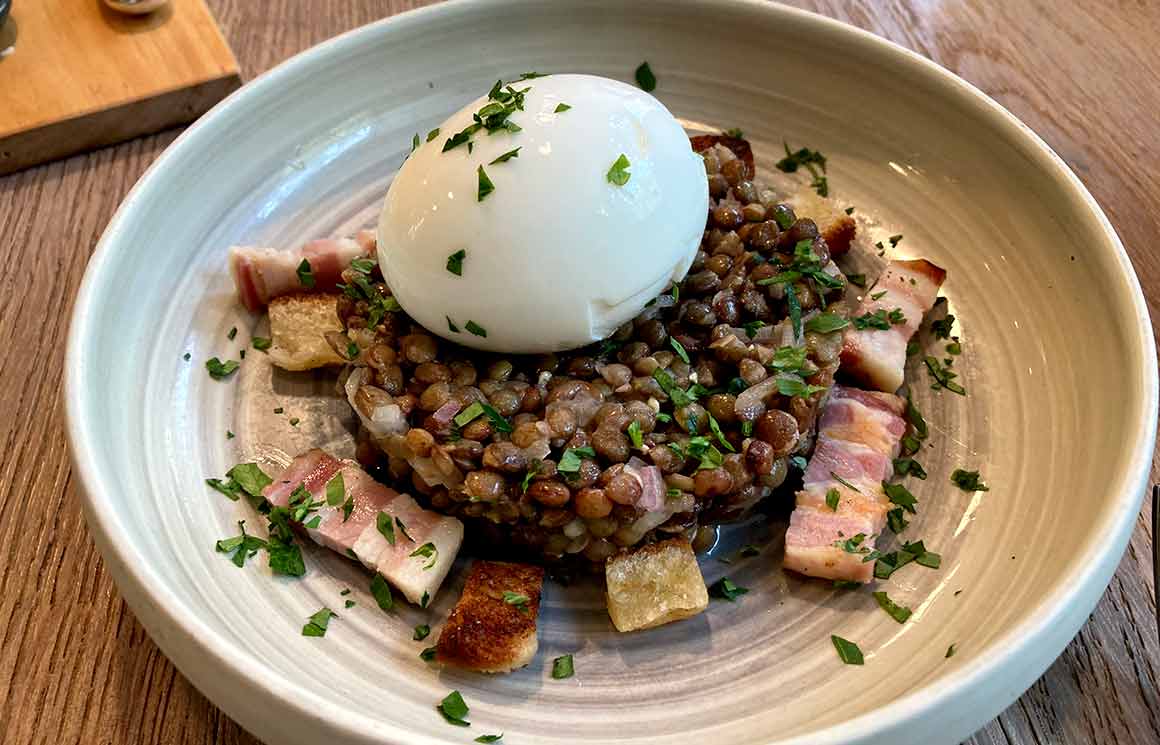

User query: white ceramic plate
[65,2,1157,744]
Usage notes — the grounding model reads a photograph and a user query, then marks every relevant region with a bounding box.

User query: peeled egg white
[377,73,708,353]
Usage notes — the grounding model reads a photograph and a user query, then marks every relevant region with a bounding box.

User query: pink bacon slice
[784,386,906,583]
[840,259,946,393]
[230,230,376,313]
[261,448,463,605]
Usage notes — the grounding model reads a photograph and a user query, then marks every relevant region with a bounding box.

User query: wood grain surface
[0,0,240,174]
[0,1,1156,743]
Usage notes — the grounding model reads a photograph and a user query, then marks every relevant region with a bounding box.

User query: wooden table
[1,2,1156,743]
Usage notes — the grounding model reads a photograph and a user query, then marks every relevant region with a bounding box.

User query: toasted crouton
[788,189,856,257]
[266,293,346,371]
[605,537,708,632]
[435,561,544,673]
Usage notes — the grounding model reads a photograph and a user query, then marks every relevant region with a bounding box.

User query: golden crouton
[605,537,708,632]
[788,189,857,257]
[267,293,346,371]
[435,561,544,673]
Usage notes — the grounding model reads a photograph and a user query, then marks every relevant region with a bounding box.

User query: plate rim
[64,1,1159,743]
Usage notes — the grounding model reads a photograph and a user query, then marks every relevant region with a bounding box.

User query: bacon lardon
[840,259,946,393]
[230,230,376,313]
[784,385,906,583]
[262,448,463,605]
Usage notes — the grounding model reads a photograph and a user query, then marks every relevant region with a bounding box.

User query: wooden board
[0,0,240,175]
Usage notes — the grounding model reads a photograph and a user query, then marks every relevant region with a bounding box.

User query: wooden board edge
[0,72,242,176]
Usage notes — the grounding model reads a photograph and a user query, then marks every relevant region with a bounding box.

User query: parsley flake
[437,690,471,727]
[825,488,840,511]
[446,248,466,276]
[606,153,631,186]
[377,511,396,545]
[489,147,521,165]
[296,258,315,289]
[214,521,267,568]
[413,624,431,641]
[554,102,571,113]
[723,127,743,138]
[925,356,966,395]
[302,607,335,637]
[420,646,438,661]
[883,481,918,514]
[627,420,643,449]
[950,469,989,492]
[410,542,438,570]
[804,312,849,334]
[503,591,531,612]
[465,320,487,337]
[205,357,239,380]
[552,654,575,679]
[873,591,913,623]
[447,316,460,333]
[709,577,748,601]
[477,165,495,201]
[558,446,597,474]
[252,336,272,351]
[831,635,864,665]
[634,61,657,91]
[476,736,504,743]
[370,574,393,611]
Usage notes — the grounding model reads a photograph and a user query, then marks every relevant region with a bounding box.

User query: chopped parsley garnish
[411,133,421,152]
[904,396,928,439]
[421,590,430,608]
[227,326,237,341]
[396,517,416,543]
[502,591,530,612]
[804,312,849,334]
[454,402,486,428]
[870,290,887,301]
[776,143,829,196]
[303,515,321,529]
[946,341,962,355]
[206,477,241,501]
[341,494,355,522]
[465,320,487,337]
[768,345,808,374]
[853,308,906,330]
[709,577,749,601]
[226,430,234,439]
[273,407,284,414]
[446,248,466,276]
[376,511,396,545]
[252,336,272,351]
[888,234,903,247]
[183,352,191,361]
[723,127,743,138]
[774,374,825,399]
[831,635,863,665]
[521,461,542,492]
[489,147,521,164]
[707,413,735,452]
[410,542,438,570]
[845,206,855,215]
[756,239,844,291]
[420,646,438,661]
[346,341,359,360]
[825,488,840,511]
[344,599,356,609]
[301,607,334,637]
[554,102,571,113]
[443,130,472,152]
[833,579,862,590]
[786,282,802,340]
[552,654,575,679]
[742,320,765,338]
[340,588,351,596]
[606,153,631,186]
[651,367,708,407]
[874,540,940,580]
[946,644,957,658]
[413,624,431,641]
[325,472,345,506]
[627,420,643,449]
[669,337,690,364]
[634,61,657,91]
[427,128,440,142]
[846,273,867,288]
[950,469,989,491]
[887,507,909,534]
[477,165,495,201]
[370,574,393,611]
[437,690,471,727]
[925,356,966,395]
[873,591,912,623]
[893,457,927,479]
[289,417,300,427]
[453,401,513,433]
[931,314,956,339]
[205,357,239,380]
[739,545,761,558]
[349,257,375,274]
[834,532,869,555]
[214,521,267,568]
[476,735,504,743]
[338,273,402,327]
[296,258,315,289]
[882,481,918,514]
[447,316,460,333]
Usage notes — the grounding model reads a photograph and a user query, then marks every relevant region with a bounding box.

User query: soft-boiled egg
[377,73,709,353]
